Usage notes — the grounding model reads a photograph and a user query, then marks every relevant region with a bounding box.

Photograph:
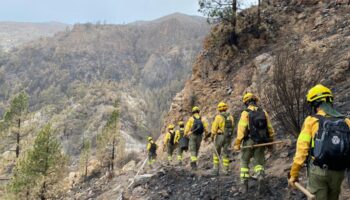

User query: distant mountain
[0,13,210,159]
[0,21,68,51]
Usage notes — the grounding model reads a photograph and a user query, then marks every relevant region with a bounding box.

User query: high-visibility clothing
[184,113,209,136]
[234,105,275,148]
[174,128,185,144]
[211,112,234,136]
[164,130,175,146]
[290,110,350,179]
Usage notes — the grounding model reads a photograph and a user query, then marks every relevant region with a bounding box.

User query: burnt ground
[124,165,306,200]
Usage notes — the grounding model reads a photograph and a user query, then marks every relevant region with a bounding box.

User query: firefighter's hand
[287,173,298,189]
[162,146,166,152]
[233,144,240,151]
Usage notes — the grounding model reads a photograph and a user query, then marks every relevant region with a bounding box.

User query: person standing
[233,93,275,193]
[163,124,176,165]
[211,102,234,176]
[174,121,186,165]
[288,84,350,200]
[185,106,209,170]
[147,136,157,167]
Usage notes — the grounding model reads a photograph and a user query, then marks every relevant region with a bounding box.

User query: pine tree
[96,99,124,172]
[198,0,238,28]
[3,91,29,158]
[10,124,68,199]
[79,137,91,181]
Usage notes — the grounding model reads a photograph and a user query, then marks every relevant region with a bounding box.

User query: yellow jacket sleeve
[264,111,275,140]
[175,130,180,144]
[203,118,209,134]
[234,111,249,146]
[211,115,223,135]
[290,116,316,178]
[345,118,350,127]
[164,132,170,146]
[185,117,194,136]
[147,143,151,151]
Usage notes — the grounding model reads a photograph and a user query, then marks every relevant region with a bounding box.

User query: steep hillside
[0,13,210,160]
[57,1,350,200]
[0,21,68,51]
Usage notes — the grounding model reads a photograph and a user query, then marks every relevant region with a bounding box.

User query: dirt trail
[124,164,306,200]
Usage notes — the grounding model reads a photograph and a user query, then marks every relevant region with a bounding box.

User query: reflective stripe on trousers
[240,167,250,180]
[191,156,198,162]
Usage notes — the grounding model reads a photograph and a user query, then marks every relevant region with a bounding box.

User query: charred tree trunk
[111,136,115,171]
[15,118,21,158]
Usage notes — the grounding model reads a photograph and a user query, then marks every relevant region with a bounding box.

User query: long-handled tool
[241,140,286,149]
[295,182,316,200]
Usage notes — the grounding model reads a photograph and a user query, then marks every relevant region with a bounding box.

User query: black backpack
[192,116,204,135]
[312,115,350,170]
[179,128,185,138]
[149,142,157,155]
[246,108,269,143]
[221,113,234,137]
[169,132,176,145]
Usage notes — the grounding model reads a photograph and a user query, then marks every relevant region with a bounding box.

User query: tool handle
[295,182,315,200]
[241,140,285,149]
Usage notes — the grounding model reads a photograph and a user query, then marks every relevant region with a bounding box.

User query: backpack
[221,113,234,137]
[169,132,176,145]
[192,116,204,135]
[149,142,157,155]
[179,128,185,138]
[312,115,350,170]
[246,108,269,143]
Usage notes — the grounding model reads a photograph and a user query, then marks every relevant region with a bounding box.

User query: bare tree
[263,48,329,136]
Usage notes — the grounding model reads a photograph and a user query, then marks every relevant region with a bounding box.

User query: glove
[287,173,298,189]
[233,144,240,151]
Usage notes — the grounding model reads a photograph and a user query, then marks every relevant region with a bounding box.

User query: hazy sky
[0,0,257,24]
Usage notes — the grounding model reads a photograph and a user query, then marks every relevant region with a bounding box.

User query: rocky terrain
[65,1,350,199]
[0,21,68,51]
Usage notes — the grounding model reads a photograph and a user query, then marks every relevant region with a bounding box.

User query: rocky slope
[0,21,68,51]
[123,1,350,200]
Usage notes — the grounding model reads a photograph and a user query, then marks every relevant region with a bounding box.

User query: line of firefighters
[146,84,350,199]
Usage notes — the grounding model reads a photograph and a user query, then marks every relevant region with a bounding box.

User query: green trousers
[240,139,265,181]
[167,144,175,161]
[148,153,156,165]
[189,134,203,163]
[213,134,233,169]
[307,163,345,200]
[177,146,184,161]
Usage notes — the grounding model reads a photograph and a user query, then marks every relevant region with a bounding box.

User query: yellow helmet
[168,124,175,130]
[192,106,200,113]
[147,136,153,142]
[242,93,259,104]
[178,121,184,126]
[217,102,228,111]
[306,84,333,104]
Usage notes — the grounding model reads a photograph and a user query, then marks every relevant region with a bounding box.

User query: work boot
[211,166,219,176]
[239,180,248,194]
[190,162,197,170]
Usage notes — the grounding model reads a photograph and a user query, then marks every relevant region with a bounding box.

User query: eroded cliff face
[159,1,350,149]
